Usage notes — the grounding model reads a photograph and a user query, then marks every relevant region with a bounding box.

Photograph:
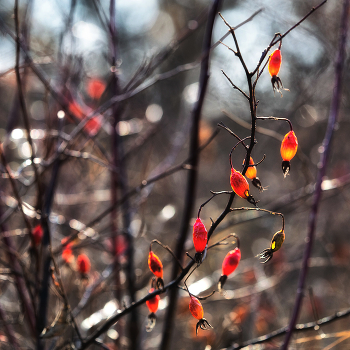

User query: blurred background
[0,0,350,349]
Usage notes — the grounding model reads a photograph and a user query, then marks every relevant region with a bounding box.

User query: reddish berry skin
[230,168,250,199]
[189,295,204,320]
[32,224,43,246]
[61,238,74,263]
[193,218,208,253]
[68,101,101,136]
[87,78,106,100]
[77,254,91,274]
[244,157,257,180]
[281,131,298,161]
[146,288,160,314]
[148,251,163,279]
[62,248,73,263]
[222,248,241,277]
[268,49,282,77]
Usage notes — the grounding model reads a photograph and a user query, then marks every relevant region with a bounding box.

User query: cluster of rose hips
[32,224,91,279]
[144,44,298,336]
[146,248,164,331]
[60,237,91,277]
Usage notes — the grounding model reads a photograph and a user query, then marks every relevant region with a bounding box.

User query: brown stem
[256,116,293,131]
[14,0,42,206]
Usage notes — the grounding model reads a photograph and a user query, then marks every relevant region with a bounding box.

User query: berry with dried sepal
[77,254,91,275]
[218,247,241,291]
[257,230,285,263]
[146,288,160,332]
[32,224,43,247]
[243,157,264,192]
[148,251,164,289]
[189,295,213,335]
[193,218,208,263]
[268,49,287,95]
[280,130,298,177]
[230,168,257,206]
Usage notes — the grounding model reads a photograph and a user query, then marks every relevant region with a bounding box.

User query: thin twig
[251,0,328,77]
[229,306,350,349]
[221,70,250,100]
[151,240,183,270]
[256,116,293,130]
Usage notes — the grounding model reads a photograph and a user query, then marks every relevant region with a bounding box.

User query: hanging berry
[61,238,74,264]
[146,288,160,332]
[268,49,287,96]
[230,168,257,205]
[280,130,298,177]
[243,157,264,192]
[257,230,285,263]
[189,295,213,335]
[148,250,164,289]
[245,157,257,180]
[77,254,91,276]
[218,243,241,291]
[268,49,282,77]
[192,218,208,262]
[86,78,106,100]
[32,224,43,247]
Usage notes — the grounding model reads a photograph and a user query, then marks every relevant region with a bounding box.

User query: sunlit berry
[148,251,163,279]
[230,168,249,198]
[257,230,285,263]
[193,218,208,254]
[32,224,43,247]
[243,157,264,192]
[77,254,91,274]
[62,248,73,263]
[87,78,106,100]
[222,248,241,276]
[146,288,160,314]
[281,131,298,161]
[281,130,298,176]
[268,49,282,77]
[146,288,160,332]
[268,49,286,95]
[230,168,256,205]
[189,295,203,320]
[68,101,101,136]
[245,157,257,180]
[189,295,213,335]
[61,238,74,264]
[218,247,241,291]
